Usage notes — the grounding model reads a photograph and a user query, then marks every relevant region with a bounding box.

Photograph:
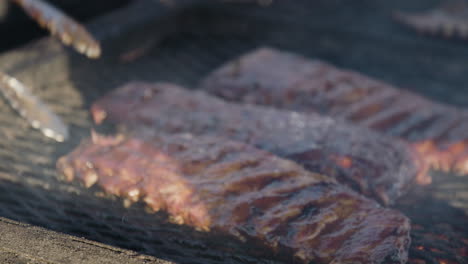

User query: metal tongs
[0,0,265,141]
[0,0,101,142]
[0,72,69,141]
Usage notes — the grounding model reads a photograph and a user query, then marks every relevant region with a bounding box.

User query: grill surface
[0,0,467,263]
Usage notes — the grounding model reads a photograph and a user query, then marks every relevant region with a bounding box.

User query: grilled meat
[57,132,411,264]
[200,47,468,180]
[90,82,424,205]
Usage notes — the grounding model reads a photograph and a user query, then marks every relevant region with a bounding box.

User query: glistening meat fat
[90,82,425,205]
[57,132,411,264]
[200,47,468,180]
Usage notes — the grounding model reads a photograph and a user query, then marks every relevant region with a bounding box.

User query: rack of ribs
[200,47,468,180]
[90,82,425,205]
[56,132,411,264]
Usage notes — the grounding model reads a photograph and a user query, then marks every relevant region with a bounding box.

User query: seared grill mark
[366,108,413,132]
[441,116,468,142]
[416,114,459,142]
[399,114,440,140]
[341,87,396,122]
[200,47,468,177]
[57,133,411,264]
[90,82,423,205]
[388,113,427,137]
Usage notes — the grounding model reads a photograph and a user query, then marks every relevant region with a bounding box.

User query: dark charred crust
[57,132,411,264]
[200,47,468,177]
[91,82,420,205]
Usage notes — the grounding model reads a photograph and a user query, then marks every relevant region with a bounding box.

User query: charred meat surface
[200,47,468,180]
[57,132,411,264]
[394,0,468,40]
[90,82,424,205]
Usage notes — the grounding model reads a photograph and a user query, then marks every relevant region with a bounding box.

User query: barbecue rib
[200,47,468,180]
[90,82,424,205]
[56,132,411,264]
[394,0,468,40]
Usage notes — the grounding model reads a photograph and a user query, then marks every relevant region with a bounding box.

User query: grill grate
[0,0,467,263]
